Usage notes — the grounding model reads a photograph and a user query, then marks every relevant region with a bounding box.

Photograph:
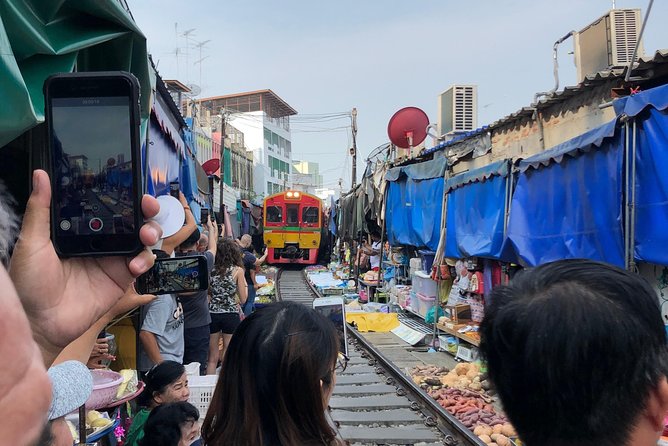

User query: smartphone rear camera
[89,218,104,232]
[59,220,72,231]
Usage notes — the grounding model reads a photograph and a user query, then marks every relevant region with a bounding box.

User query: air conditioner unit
[574,8,643,83]
[438,85,477,136]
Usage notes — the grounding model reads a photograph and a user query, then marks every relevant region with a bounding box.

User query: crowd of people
[2,169,668,446]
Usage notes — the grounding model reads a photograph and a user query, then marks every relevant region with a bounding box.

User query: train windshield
[302,206,319,224]
[287,204,299,225]
[266,205,283,223]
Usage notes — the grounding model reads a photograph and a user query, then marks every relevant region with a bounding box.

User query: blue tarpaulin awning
[614,84,668,265]
[385,156,447,182]
[507,119,624,267]
[445,160,511,259]
[385,158,444,250]
[518,119,618,172]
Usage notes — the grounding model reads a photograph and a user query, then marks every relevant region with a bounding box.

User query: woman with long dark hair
[201,301,347,446]
[206,237,247,375]
[125,361,190,446]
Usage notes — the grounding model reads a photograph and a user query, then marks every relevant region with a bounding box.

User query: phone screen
[201,209,209,224]
[138,256,206,295]
[314,303,347,354]
[51,97,134,237]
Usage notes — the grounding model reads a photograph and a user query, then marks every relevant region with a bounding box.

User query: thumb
[20,170,52,246]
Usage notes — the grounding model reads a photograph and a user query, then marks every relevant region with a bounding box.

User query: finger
[135,293,157,307]
[128,248,156,276]
[141,194,160,220]
[18,170,52,246]
[139,220,162,247]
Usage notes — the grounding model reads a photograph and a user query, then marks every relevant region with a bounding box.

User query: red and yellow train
[263,190,322,265]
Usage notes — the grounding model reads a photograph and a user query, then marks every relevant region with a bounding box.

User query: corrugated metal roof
[423,49,668,154]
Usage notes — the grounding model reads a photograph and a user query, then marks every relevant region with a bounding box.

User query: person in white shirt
[362,232,382,270]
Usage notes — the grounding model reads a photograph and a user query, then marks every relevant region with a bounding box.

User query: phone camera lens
[89,218,103,232]
[59,220,71,231]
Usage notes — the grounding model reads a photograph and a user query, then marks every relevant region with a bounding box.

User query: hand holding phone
[44,71,142,256]
[313,297,348,356]
[135,255,209,295]
[170,182,180,199]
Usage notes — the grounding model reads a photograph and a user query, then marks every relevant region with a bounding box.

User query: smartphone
[201,208,209,225]
[44,72,142,256]
[170,181,180,199]
[313,297,348,356]
[135,255,209,295]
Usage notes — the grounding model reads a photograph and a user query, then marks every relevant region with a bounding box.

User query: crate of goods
[188,375,218,415]
[322,287,344,296]
[443,304,472,323]
[414,292,436,319]
[412,271,438,298]
[456,344,479,362]
[417,250,436,273]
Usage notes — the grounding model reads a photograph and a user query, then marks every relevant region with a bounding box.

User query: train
[263,190,322,265]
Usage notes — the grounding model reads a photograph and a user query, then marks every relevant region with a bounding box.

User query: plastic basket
[415,292,436,319]
[188,375,218,416]
[86,370,123,410]
[412,272,438,299]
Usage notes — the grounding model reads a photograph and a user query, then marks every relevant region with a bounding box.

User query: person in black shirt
[237,234,267,316]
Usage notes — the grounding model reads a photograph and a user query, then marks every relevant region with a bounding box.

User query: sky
[128,0,668,191]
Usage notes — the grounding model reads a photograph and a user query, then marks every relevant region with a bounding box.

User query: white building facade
[196,90,296,199]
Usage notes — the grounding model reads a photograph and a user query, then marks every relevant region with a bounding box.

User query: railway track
[276,267,484,446]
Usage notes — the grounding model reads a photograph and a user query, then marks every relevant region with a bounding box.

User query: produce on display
[410,363,517,445]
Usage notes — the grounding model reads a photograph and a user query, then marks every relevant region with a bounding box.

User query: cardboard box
[443,304,471,323]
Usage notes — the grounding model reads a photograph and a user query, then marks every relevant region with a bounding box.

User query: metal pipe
[624,121,631,270]
[629,120,638,271]
[625,0,654,83]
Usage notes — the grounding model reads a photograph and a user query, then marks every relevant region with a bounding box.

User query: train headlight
[294,192,300,198]
[286,192,293,198]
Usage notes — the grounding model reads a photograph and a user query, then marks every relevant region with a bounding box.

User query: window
[266,205,283,223]
[286,204,299,225]
[302,206,319,224]
[264,128,271,144]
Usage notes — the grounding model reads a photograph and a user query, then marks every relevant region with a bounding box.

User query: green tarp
[0,0,153,147]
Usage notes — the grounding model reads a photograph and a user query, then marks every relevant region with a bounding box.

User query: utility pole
[219,108,227,228]
[351,108,358,187]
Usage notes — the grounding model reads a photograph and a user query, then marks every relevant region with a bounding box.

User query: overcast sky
[128,0,668,190]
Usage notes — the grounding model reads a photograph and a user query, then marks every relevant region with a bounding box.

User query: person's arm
[207,217,218,257]
[235,267,248,305]
[53,288,156,366]
[9,169,161,367]
[139,331,163,364]
[161,192,196,256]
[255,248,268,266]
[250,269,259,289]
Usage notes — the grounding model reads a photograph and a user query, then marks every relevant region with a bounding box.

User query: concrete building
[196,90,297,199]
[291,160,323,195]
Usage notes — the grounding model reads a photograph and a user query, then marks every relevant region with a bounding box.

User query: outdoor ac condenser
[437,85,477,137]
[574,8,643,83]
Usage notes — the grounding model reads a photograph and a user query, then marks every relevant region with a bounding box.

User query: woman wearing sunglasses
[201,301,348,446]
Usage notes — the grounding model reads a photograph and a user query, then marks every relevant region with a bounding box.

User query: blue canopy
[147,116,181,197]
[614,84,668,265]
[385,156,447,182]
[386,176,443,250]
[518,119,618,172]
[507,120,624,267]
[445,160,511,259]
